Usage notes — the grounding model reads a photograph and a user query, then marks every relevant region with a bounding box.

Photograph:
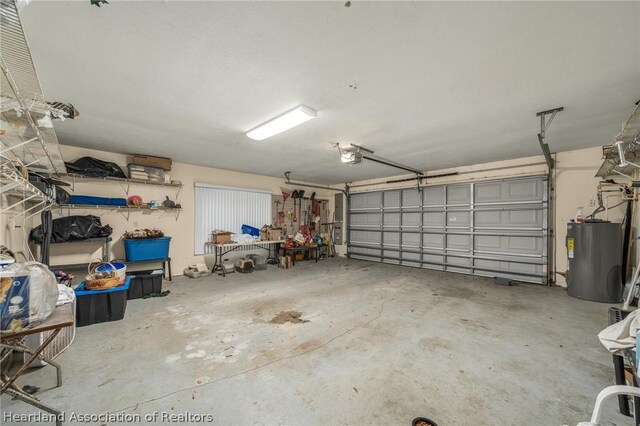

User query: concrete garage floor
[1,258,629,425]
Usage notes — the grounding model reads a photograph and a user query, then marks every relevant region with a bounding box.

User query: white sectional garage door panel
[348,176,548,284]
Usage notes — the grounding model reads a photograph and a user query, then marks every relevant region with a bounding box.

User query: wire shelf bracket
[536,107,564,170]
[595,102,640,179]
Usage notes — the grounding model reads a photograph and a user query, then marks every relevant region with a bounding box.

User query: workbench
[206,240,285,277]
[1,303,75,426]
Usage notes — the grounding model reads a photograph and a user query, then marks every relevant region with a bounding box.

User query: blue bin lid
[75,276,131,296]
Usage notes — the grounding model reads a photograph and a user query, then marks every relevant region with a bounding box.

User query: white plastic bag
[0,262,59,332]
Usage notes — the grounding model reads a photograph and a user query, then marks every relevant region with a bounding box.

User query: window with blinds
[194,183,272,255]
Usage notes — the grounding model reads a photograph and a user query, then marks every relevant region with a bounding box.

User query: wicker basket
[85,260,121,290]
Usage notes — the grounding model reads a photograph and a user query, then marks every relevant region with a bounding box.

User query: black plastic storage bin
[74,277,130,327]
[126,270,163,299]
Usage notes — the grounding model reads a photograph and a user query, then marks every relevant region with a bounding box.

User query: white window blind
[194,183,272,255]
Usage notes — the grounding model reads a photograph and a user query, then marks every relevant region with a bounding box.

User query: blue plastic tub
[241,224,260,237]
[124,237,171,262]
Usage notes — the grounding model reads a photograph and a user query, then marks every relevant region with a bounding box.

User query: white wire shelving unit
[0,166,53,217]
[56,204,182,221]
[1,0,66,216]
[596,103,640,179]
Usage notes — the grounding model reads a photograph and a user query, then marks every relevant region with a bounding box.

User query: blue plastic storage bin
[124,237,171,262]
[241,224,260,237]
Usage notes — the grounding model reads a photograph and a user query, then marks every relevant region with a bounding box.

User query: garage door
[347,176,550,284]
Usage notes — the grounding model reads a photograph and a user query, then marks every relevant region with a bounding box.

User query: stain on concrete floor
[269,310,309,324]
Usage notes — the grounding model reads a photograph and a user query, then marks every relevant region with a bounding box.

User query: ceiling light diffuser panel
[247,105,317,140]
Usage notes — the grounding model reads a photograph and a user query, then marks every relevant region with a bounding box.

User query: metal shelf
[61,173,182,188]
[56,203,182,221]
[58,204,181,211]
[60,173,183,197]
[0,0,66,175]
[34,237,112,245]
[596,103,640,178]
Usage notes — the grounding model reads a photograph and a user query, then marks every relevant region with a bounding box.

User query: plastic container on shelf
[127,164,164,183]
[126,270,163,300]
[123,237,171,262]
[241,224,260,237]
[74,276,130,327]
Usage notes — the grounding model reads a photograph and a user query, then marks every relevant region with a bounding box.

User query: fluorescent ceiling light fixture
[247,105,317,140]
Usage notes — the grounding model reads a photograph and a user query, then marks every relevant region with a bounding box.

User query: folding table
[1,303,75,426]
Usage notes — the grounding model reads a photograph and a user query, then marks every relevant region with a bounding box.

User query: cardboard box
[211,232,232,244]
[268,229,282,241]
[260,229,282,241]
[133,154,172,171]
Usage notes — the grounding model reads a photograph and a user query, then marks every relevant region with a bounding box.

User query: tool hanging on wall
[275,200,285,225]
[280,187,291,208]
[292,190,299,223]
[282,191,290,225]
[298,190,305,227]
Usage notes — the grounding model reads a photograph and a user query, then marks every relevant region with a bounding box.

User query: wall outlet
[588,198,595,207]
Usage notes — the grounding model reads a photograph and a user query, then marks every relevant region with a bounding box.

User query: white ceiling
[21,1,640,184]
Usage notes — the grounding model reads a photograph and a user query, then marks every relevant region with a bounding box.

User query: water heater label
[567,238,574,259]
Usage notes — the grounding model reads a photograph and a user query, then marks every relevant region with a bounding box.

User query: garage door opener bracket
[283,171,348,195]
[536,107,563,170]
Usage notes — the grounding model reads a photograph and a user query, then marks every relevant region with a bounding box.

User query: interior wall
[30,145,331,276]
[334,146,627,287]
